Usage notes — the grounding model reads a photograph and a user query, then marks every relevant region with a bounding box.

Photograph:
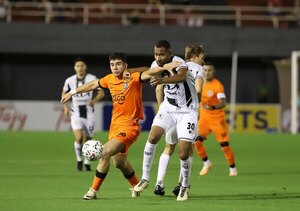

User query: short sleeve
[99,76,108,89]
[62,79,70,92]
[216,82,226,99]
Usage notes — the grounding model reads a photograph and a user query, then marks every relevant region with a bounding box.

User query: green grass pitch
[1,131,300,211]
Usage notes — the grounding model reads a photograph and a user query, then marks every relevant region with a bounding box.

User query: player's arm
[61,90,71,116]
[127,67,149,73]
[89,89,105,106]
[203,97,226,110]
[61,80,100,104]
[195,78,204,102]
[155,84,164,106]
[140,61,181,81]
[150,67,187,86]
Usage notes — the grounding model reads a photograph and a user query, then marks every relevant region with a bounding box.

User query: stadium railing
[2,2,299,27]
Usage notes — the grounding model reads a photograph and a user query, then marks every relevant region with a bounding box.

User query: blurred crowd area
[0,0,300,28]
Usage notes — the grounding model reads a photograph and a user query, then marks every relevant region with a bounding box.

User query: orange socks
[124,171,139,187]
[91,171,107,191]
[221,146,235,166]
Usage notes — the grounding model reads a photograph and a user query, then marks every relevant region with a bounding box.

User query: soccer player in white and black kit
[155,45,206,197]
[62,58,104,171]
[134,40,199,201]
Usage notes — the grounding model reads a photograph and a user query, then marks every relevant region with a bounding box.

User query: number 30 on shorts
[187,122,195,130]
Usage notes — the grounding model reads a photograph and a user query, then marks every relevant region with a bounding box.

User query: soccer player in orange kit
[61,51,180,200]
[194,63,238,176]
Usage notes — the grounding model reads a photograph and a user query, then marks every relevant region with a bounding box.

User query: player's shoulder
[187,61,203,70]
[172,55,186,63]
[101,73,114,81]
[172,56,187,70]
[65,74,77,83]
[212,78,224,88]
[150,60,158,68]
[86,73,98,80]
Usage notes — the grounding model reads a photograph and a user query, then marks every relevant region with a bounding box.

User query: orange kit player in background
[61,52,180,200]
[194,63,238,176]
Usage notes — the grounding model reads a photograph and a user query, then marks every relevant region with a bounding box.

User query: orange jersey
[199,78,229,141]
[99,72,144,126]
[200,78,225,118]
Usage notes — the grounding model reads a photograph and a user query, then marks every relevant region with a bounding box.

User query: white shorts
[70,115,95,138]
[165,126,178,145]
[152,101,198,143]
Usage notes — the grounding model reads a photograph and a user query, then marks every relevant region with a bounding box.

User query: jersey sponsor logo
[112,93,125,105]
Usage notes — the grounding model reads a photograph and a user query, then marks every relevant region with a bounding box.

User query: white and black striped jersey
[62,73,102,118]
[150,56,201,110]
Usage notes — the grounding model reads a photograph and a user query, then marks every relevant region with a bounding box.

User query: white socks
[156,154,170,186]
[203,159,211,166]
[74,142,82,162]
[142,141,157,181]
[180,156,192,188]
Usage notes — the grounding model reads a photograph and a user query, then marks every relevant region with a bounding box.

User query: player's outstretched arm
[61,80,100,104]
[150,67,187,86]
[140,61,181,81]
[127,66,149,73]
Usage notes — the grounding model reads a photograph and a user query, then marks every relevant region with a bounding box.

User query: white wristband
[70,89,77,95]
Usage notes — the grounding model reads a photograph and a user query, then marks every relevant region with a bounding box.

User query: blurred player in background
[153,45,205,196]
[61,57,104,171]
[134,40,199,201]
[61,52,180,200]
[194,63,238,177]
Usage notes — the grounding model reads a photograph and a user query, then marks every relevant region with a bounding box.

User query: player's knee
[147,134,161,144]
[220,141,229,147]
[178,151,190,160]
[113,160,125,169]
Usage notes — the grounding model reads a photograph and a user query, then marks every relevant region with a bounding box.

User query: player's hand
[123,70,132,81]
[61,92,72,104]
[202,104,212,110]
[163,61,181,75]
[150,76,163,86]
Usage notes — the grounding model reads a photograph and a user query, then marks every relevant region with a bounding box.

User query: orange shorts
[108,123,140,153]
[198,114,229,142]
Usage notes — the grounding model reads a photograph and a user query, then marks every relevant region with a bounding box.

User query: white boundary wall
[0,100,103,131]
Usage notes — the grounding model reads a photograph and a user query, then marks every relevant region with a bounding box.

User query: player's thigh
[176,110,198,142]
[198,115,210,139]
[109,124,140,153]
[152,104,174,133]
[212,118,230,142]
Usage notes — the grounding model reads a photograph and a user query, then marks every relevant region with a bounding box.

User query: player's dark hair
[155,40,171,50]
[109,52,127,63]
[204,62,216,75]
[74,57,87,64]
